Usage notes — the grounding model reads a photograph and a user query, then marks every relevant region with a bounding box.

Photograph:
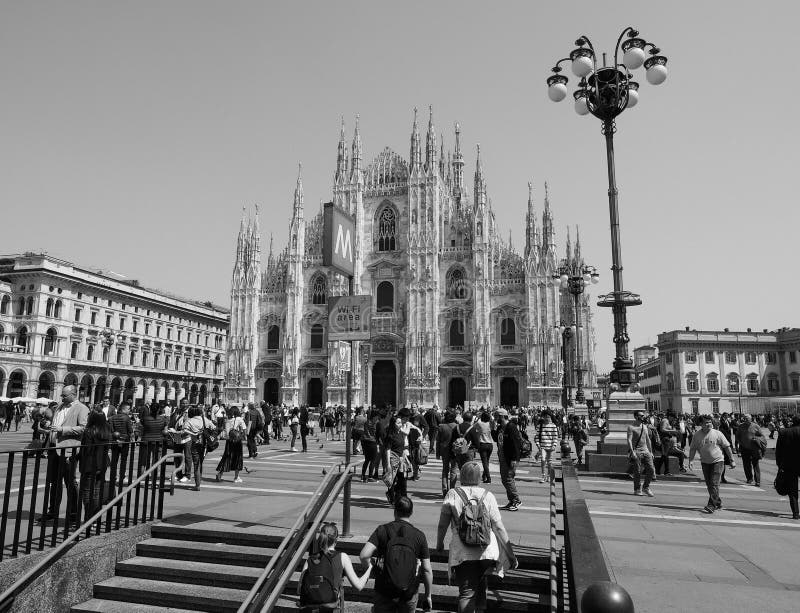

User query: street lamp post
[100,328,116,403]
[554,263,599,408]
[558,323,574,411]
[546,27,668,390]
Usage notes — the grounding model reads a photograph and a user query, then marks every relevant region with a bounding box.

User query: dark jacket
[499,420,523,462]
[776,425,800,474]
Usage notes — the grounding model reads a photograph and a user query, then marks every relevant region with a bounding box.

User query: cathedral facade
[226,111,598,409]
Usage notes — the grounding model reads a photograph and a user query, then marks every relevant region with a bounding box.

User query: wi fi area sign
[323,202,355,278]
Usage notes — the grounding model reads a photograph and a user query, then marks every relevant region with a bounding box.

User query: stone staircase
[71,521,555,612]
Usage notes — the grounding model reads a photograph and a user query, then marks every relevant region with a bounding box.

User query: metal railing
[237,462,354,613]
[548,464,559,613]
[0,441,174,561]
[0,450,180,613]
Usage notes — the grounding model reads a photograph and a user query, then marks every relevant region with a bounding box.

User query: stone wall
[0,522,151,613]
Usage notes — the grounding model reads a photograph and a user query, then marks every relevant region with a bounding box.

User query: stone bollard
[560,439,571,458]
[581,581,634,613]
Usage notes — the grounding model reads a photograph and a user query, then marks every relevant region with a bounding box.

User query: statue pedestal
[570,402,589,418]
[585,390,646,473]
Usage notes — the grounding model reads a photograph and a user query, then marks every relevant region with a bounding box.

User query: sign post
[322,202,361,537]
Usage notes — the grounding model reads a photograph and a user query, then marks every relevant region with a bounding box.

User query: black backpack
[377,523,419,600]
[299,551,341,608]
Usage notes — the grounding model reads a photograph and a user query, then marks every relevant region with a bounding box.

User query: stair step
[116,557,262,590]
[136,538,271,567]
[92,576,248,613]
[71,599,200,613]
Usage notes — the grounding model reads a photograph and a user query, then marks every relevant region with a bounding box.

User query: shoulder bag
[202,414,220,453]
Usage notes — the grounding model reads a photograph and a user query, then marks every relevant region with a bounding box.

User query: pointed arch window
[377,207,397,251]
[53,300,62,318]
[267,325,280,351]
[46,298,54,317]
[71,342,79,359]
[44,327,57,355]
[26,297,34,315]
[17,297,25,315]
[16,326,29,350]
[310,324,324,350]
[87,345,95,361]
[311,275,326,305]
[0,295,9,314]
[447,268,467,299]
[449,319,465,347]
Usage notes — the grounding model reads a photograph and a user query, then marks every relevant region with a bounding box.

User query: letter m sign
[323,202,356,277]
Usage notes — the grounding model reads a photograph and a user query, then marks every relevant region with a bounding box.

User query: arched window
[500,317,516,345]
[87,345,95,361]
[449,319,465,347]
[17,297,25,315]
[44,328,57,355]
[26,296,34,315]
[767,374,779,392]
[706,373,719,393]
[447,268,467,299]
[165,354,171,370]
[16,326,29,350]
[727,374,740,393]
[377,207,397,251]
[311,275,326,305]
[103,346,110,363]
[310,324,324,350]
[71,342,79,359]
[130,351,137,366]
[686,373,699,392]
[267,325,280,350]
[666,373,674,391]
[117,348,124,364]
[46,298,54,317]
[53,300,62,318]
[376,281,394,313]
[214,355,221,375]
[0,324,4,344]
[746,374,758,392]
[0,295,9,314]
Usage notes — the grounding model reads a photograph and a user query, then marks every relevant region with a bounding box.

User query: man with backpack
[496,408,523,511]
[424,406,442,457]
[360,496,433,612]
[435,461,518,612]
[436,411,460,498]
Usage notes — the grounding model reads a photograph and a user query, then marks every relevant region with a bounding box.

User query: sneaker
[291,447,298,452]
[679,467,687,474]
[179,477,190,483]
[664,472,673,477]
[500,502,514,510]
[634,489,644,496]
[506,502,520,512]
[539,475,548,483]
[644,489,654,497]
[746,479,753,485]
[234,477,243,483]
[754,482,761,487]
[702,505,715,514]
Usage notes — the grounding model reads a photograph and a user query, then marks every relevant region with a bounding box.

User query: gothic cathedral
[226,110,598,409]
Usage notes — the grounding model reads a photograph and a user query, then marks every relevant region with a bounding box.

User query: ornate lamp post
[100,327,116,402]
[554,263,599,406]
[557,322,574,411]
[546,28,668,390]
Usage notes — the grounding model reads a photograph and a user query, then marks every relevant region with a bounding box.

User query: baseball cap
[496,408,509,418]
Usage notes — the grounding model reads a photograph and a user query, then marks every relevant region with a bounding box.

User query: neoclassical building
[0,253,228,406]
[226,111,598,409]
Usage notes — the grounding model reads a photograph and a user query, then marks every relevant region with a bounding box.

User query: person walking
[289,407,300,452]
[437,411,460,498]
[775,415,800,520]
[627,411,655,496]
[383,412,411,504]
[78,410,113,520]
[353,406,367,454]
[108,402,134,486]
[425,405,442,457]
[360,408,379,482]
[298,521,372,612]
[736,413,766,487]
[688,415,736,514]
[181,406,206,491]
[496,408,523,512]
[244,402,263,459]
[473,411,494,484]
[139,403,168,473]
[435,461,518,613]
[359,496,433,613]
[534,411,559,483]
[569,415,589,466]
[216,405,246,483]
[167,399,192,483]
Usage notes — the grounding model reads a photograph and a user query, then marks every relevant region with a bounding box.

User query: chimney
[763,329,768,333]
[685,326,690,331]
[747,328,751,332]
[724,328,729,332]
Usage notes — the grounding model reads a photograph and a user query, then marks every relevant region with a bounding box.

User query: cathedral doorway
[371,360,396,409]
[264,378,280,405]
[500,377,519,407]
[307,378,323,408]
[448,377,467,409]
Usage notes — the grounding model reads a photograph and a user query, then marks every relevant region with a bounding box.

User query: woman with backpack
[383,411,411,504]
[216,405,246,483]
[298,521,372,612]
[435,461,518,613]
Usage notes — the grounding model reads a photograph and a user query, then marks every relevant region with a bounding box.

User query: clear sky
[1,1,797,373]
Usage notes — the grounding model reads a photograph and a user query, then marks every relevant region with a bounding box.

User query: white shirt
[443,486,501,572]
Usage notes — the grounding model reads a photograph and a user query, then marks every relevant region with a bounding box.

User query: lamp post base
[584,389,646,473]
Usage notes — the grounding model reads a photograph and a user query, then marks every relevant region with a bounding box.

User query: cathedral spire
[452,122,465,196]
[350,114,363,182]
[574,225,582,263]
[525,181,539,258]
[542,181,556,252]
[335,116,348,183]
[293,163,304,220]
[409,107,422,173]
[474,144,486,209]
[439,135,445,178]
[565,225,572,262]
[425,106,437,173]
[252,204,261,254]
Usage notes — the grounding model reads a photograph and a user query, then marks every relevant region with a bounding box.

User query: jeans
[428,428,438,457]
[539,448,554,477]
[246,433,258,457]
[173,441,192,479]
[372,591,417,613]
[361,439,378,479]
[477,443,493,482]
[785,470,799,517]
[110,442,130,484]
[701,461,724,508]
[189,442,204,489]
[740,449,761,484]
[46,449,79,517]
[498,452,519,505]
[630,450,655,492]
[440,451,458,495]
[454,559,494,613]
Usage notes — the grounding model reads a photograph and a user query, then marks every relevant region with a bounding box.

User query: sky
[1,1,798,373]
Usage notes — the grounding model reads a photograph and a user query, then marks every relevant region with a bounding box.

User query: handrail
[548,464,558,613]
[260,465,353,612]
[236,462,351,613]
[0,451,182,613]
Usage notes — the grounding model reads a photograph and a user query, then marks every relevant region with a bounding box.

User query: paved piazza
[1,426,798,612]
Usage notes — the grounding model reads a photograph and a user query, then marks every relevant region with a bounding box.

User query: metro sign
[322,202,355,278]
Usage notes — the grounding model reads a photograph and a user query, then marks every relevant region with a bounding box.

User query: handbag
[202,415,220,453]
[774,468,791,496]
